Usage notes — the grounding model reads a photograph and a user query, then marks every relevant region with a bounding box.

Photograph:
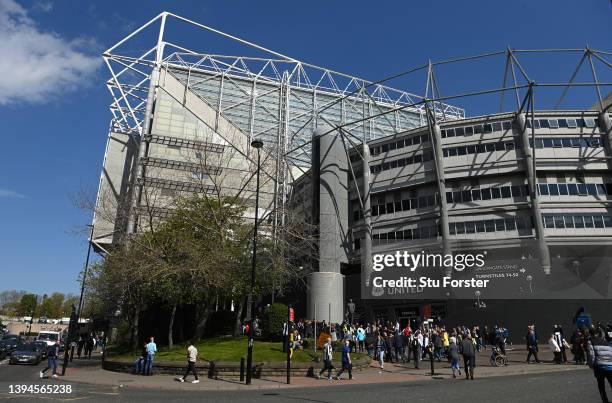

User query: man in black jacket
[460,331,476,380]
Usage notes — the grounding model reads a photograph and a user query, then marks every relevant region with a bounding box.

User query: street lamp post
[77,224,95,319]
[246,138,263,385]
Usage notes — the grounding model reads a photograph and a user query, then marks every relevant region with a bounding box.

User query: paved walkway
[60,346,590,391]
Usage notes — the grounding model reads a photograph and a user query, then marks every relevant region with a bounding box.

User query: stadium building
[93,12,612,335]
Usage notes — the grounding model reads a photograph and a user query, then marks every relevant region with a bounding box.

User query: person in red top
[403,325,411,338]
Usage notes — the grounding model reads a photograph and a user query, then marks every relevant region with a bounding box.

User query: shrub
[262,303,288,341]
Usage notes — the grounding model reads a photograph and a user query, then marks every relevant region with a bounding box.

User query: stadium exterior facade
[93,12,612,334]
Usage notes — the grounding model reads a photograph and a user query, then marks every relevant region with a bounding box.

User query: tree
[18,294,37,317]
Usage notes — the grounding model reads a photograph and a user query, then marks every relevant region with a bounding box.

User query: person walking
[40,340,60,379]
[549,333,562,364]
[526,325,540,363]
[449,336,461,378]
[335,339,353,380]
[357,325,366,353]
[318,337,335,380]
[460,331,476,380]
[412,330,422,369]
[571,329,586,365]
[554,325,569,363]
[177,341,199,383]
[144,336,157,375]
[587,327,612,403]
[376,333,386,371]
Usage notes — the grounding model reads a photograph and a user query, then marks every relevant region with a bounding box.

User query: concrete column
[430,123,452,277]
[361,142,372,287]
[126,67,159,234]
[599,112,612,162]
[307,124,347,324]
[517,113,551,274]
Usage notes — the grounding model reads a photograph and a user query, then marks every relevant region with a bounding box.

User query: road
[0,359,606,402]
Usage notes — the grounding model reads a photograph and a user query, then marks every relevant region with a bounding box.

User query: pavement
[54,346,591,391]
[0,357,604,402]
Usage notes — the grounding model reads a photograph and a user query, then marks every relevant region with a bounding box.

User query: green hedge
[262,303,287,341]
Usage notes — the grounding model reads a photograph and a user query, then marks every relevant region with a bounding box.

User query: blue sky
[0,0,610,296]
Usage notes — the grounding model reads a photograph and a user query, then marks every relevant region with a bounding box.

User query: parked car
[37,316,48,324]
[9,343,42,365]
[37,331,61,347]
[32,341,48,359]
[0,335,24,356]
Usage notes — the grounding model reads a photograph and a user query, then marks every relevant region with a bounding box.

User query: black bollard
[240,357,245,382]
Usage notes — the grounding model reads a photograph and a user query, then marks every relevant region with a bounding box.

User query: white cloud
[0,0,101,105]
[33,0,53,12]
[0,188,26,198]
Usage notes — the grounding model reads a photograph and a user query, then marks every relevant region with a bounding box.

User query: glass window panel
[427,195,435,207]
[389,142,397,150]
[471,189,482,201]
[475,221,486,233]
[495,219,506,231]
[481,188,492,200]
[564,215,574,228]
[535,138,544,148]
[390,160,398,168]
[548,184,559,196]
[473,125,483,134]
[501,186,511,198]
[465,126,474,136]
[483,123,493,133]
[461,190,472,202]
[548,119,559,128]
[553,138,563,147]
[388,232,395,240]
[449,223,456,235]
[558,184,568,195]
[495,142,505,151]
[491,187,501,199]
[604,216,612,228]
[467,145,476,154]
[558,119,568,128]
[492,122,502,132]
[457,147,467,156]
[606,183,612,195]
[539,119,550,128]
[574,216,585,228]
[446,192,453,203]
[544,215,554,228]
[502,121,512,130]
[402,199,411,211]
[476,144,486,153]
[584,216,594,228]
[554,216,565,229]
[585,118,596,128]
[381,144,389,152]
[372,205,379,216]
[543,138,554,147]
[511,185,522,197]
[485,220,495,232]
[404,229,413,240]
[594,216,604,228]
[566,118,577,128]
[465,221,476,234]
[418,196,427,208]
[397,158,406,167]
[505,218,516,230]
[414,154,422,163]
[568,184,579,195]
[538,184,549,195]
[395,201,402,212]
[505,142,515,150]
[485,143,496,152]
[378,204,386,215]
[596,184,606,196]
[413,135,421,145]
[446,128,455,137]
[452,191,461,203]
[455,222,465,234]
[562,138,572,147]
[396,139,404,148]
[578,184,588,195]
[586,184,597,196]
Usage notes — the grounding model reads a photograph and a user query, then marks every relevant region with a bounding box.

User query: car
[37,316,48,324]
[32,341,48,359]
[9,343,42,365]
[37,331,61,347]
[0,335,24,356]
